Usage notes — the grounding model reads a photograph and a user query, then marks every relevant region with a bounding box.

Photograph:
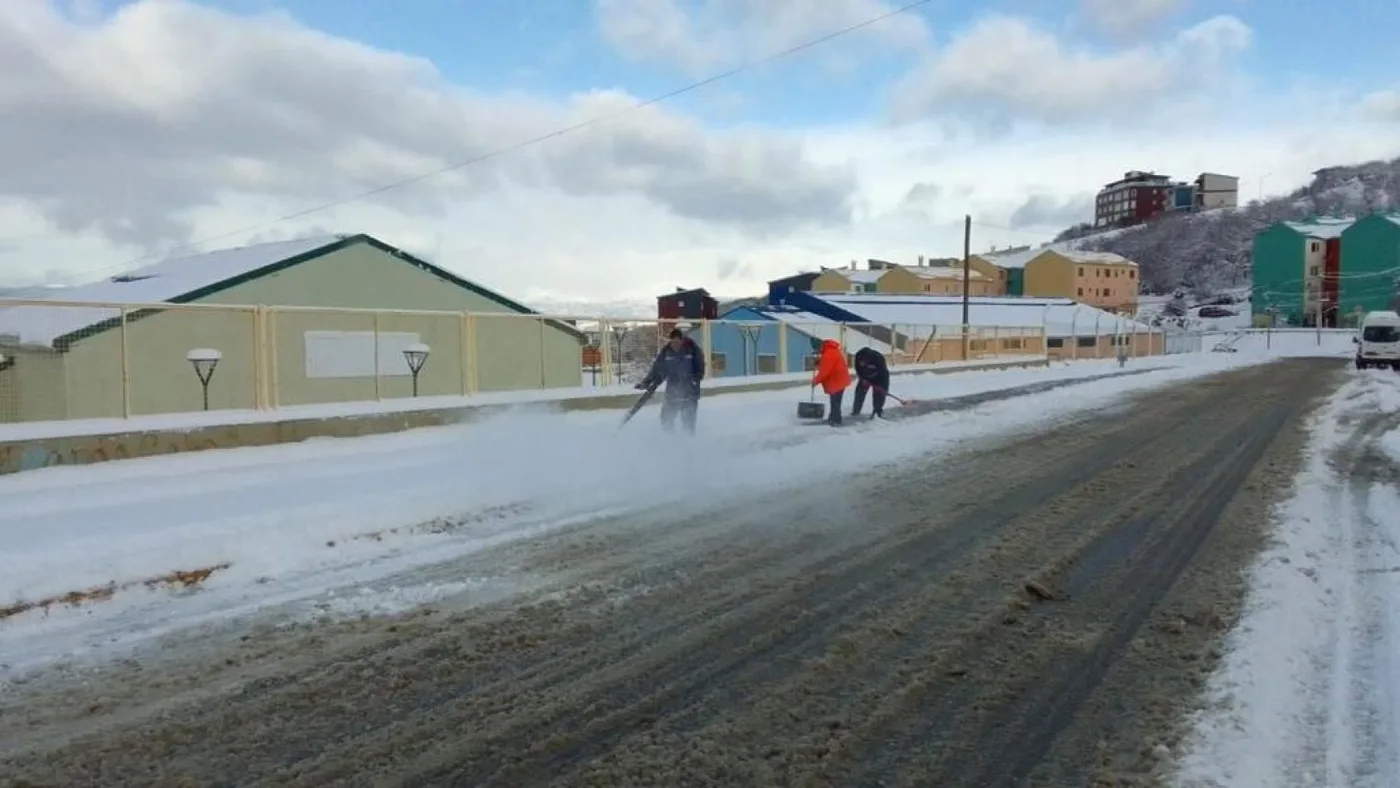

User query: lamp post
[185,348,221,411]
[402,342,430,396]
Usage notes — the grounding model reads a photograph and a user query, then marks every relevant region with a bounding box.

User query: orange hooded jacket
[811,339,852,394]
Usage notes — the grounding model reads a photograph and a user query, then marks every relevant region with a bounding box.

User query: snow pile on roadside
[1171,369,1400,788]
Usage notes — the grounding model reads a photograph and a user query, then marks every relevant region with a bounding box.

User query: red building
[657,287,718,324]
[1094,171,1175,228]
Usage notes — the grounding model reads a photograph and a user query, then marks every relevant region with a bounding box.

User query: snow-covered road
[0,352,1322,677]
[1173,368,1400,788]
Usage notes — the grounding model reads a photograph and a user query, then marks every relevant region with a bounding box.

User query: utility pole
[961,214,971,359]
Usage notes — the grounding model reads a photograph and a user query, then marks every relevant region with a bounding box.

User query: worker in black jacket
[851,346,890,419]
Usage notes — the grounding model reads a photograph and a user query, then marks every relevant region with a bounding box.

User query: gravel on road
[0,359,1342,788]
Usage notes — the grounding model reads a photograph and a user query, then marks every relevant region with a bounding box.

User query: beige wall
[811,270,857,292]
[966,256,1009,294]
[1303,236,1326,314]
[1045,331,1160,360]
[872,267,922,293]
[1023,253,1076,299]
[1037,252,1141,314]
[0,347,66,422]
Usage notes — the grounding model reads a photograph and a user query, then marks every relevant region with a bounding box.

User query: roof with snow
[812,294,1152,338]
[0,233,580,348]
[908,266,989,280]
[975,247,1136,269]
[721,305,894,354]
[1282,217,1355,239]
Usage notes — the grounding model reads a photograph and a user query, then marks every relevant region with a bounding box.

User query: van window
[1363,325,1400,343]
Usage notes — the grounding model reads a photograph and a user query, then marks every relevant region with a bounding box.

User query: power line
[70,0,937,281]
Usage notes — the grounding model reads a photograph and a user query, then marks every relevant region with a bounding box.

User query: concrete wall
[0,358,1050,475]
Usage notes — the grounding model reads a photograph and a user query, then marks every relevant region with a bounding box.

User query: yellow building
[1025,250,1140,314]
[810,267,887,293]
[810,263,995,296]
[969,248,1139,314]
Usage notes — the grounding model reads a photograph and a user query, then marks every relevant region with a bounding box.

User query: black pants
[852,379,888,416]
[660,396,698,433]
[827,389,845,425]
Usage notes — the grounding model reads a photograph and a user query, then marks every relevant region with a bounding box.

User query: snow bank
[1171,369,1400,788]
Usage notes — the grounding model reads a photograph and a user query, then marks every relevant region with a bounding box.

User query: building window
[757,354,778,374]
[803,354,819,371]
[1129,270,1136,279]
[1047,337,1064,348]
[1076,336,1097,348]
[1001,338,1024,350]
[1309,266,1319,276]
[968,340,989,352]
[1078,267,1084,276]
[711,353,727,373]
[1310,241,1320,252]
[1078,287,1084,296]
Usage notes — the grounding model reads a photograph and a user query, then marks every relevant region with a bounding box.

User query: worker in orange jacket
[810,337,852,426]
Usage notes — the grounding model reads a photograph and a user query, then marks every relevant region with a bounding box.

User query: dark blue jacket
[642,338,705,399]
[853,346,889,387]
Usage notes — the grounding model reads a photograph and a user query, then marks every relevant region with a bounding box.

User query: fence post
[267,308,281,408]
[538,315,547,389]
[252,306,266,410]
[119,307,131,418]
[598,318,613,387]
[458,312,470,395]
[777,322,788,374]
[465,312,480,394]
[372,311,382,401]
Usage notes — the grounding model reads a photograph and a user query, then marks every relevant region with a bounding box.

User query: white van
[1355,310,1400,369]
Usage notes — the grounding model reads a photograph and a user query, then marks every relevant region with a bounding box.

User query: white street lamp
[185,348,221,411]
[402,342,430,396]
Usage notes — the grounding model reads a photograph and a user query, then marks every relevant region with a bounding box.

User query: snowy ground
[0,352,1293,678]
[1171,367,1400,788]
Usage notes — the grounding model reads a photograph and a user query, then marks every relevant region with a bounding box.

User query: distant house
[1339,214,1400,323]
[1251,217,1353,326]
[812,260,996,296]
[768,291,1158,361]
[767,272,822,305]
[970,248,1139,314]
[656,287,718,323]
[0,234,584,422]
[704,305,894,377]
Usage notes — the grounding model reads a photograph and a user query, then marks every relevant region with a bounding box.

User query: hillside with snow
[1055,156,1400,295]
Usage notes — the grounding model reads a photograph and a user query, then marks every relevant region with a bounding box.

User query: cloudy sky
[2,0,1398,306]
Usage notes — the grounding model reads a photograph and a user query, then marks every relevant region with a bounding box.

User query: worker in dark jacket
[638,328,706,433]
[851,346,890,419]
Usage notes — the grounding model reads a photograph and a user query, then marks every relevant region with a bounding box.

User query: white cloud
[889,13,1252,126]
[0,0,1396,308]
[1080,0,1188,36]
[1361,89,1400,122]
[592,0,929,75]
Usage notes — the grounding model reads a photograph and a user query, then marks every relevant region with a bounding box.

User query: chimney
[918,255,925,267]
[850,260,857,270]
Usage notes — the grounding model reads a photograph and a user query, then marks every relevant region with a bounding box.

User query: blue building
[703,304,895,378]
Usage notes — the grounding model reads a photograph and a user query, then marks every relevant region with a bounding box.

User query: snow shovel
[796,385,825,420]
[871,384,914,407]
[618,381,660,431]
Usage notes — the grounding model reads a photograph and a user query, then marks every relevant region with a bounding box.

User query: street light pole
[402,343,431,397]
[185,348,221,411]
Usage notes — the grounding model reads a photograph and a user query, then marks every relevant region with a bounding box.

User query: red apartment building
[1094,171,1175,228]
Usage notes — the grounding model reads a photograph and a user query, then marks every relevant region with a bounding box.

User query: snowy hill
[1054,156,1400,296]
